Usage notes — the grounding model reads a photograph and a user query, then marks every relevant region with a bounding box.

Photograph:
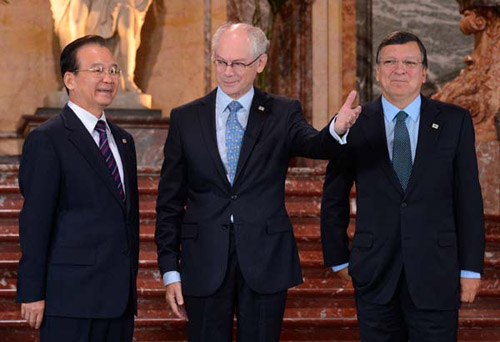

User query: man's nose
[223,64,235,76]
[102,72,115,83]
[394,60,407,73]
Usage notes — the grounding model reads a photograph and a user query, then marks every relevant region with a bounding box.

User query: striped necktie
[95,120,126,202]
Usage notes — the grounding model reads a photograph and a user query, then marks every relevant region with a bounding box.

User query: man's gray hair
[212,23,269,60]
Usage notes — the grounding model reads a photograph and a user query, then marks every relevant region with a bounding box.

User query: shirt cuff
[460,270,481,279]
[329,116,348,145]
[163,271,181,286]
[332,263,349,272]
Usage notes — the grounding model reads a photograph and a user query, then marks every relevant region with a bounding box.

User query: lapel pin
[122,138,127,144]
[431,123,439,129]
[258,106,265,111]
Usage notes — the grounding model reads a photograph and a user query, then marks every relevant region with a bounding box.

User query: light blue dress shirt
[163,87,344,286]
[162,87,254,286]
[332,95,480,279]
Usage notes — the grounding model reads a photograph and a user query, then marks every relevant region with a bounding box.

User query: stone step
[1,286,499,320]
[2,216,500,248]
[1,239,500,267]
[1,293,499,342]
[1,246,500,292]
[1,323,499,342]
[1,207,499,237]
[0,217,351,244]
[0,165,326,187]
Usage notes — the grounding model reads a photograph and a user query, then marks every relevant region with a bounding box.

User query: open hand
[334,90,362,136]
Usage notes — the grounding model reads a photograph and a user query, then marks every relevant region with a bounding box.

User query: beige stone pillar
[210,0,227,90]
[312,0,343,129]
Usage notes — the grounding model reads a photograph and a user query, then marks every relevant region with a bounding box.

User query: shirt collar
[216,86,254,113]
[381,94,421,123]
[68,100,109,134]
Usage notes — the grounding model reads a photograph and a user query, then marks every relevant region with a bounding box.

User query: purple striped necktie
[95,120,126,202]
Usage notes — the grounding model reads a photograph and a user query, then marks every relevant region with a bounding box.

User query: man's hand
[21,300,45,329]
[334,90,362,136]
[337,268,352,282]
[461,277,480,303]
[165,282,187,320]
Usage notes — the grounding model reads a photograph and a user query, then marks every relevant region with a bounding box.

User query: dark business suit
[155,88,341,339]
[321,96,485,340]
[16,105,140,339]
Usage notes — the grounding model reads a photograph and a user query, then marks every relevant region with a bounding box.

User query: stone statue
[432,0,500,141]
[49,0,153,93]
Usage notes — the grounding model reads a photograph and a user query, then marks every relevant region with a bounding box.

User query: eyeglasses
[380,59,422,70]
[214,54,262,73]
[74,65,122,77]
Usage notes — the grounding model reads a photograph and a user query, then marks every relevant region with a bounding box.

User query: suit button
[401,202,407,208]
[231,195,238,200]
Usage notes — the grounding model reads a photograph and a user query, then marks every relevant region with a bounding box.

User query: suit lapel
[359,98,404,195]
[108,122,131,212]
[233,88,268,185]
[198,90,231,187]
[62,106,125,209]
[404,96,441,197]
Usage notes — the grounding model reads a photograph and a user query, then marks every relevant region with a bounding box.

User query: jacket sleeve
[155,110,188,275]
[320,151,355,267]
[453,110,485,273]
[16,130,61,303]
[286,99,342,160]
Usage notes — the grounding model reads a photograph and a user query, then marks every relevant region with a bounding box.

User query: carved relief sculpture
[432,0,500,141]
[49,0,153,93]
[433,0,500,215]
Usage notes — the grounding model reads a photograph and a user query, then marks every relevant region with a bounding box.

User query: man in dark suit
[321,31,485,341]
[155,22,360,341]
[16,35,140,341]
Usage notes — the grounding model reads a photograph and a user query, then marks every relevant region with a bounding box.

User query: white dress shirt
[67,101,125,196]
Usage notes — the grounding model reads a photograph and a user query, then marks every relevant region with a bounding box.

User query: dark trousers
[184,225,287,342]
[355,271,458,342]
[40,298,134,342]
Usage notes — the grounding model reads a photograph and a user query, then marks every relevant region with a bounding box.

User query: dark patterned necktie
[225,101,244,185]
[95,120,126,202]
[392,111,412,191]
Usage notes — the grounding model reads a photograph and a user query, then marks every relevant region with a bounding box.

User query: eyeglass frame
[73,64,122,78]
[378,59,424,70]
[213,54,263,73]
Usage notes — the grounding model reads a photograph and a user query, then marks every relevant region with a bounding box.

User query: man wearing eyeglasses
[321,31,485,341]
[155,22,361,341]
[16,35,140,341]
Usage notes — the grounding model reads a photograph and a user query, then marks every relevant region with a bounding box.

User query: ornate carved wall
[432,2,500,215]
[433,6,500,142]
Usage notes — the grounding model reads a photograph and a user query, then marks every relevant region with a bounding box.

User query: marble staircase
[0,165,499,341]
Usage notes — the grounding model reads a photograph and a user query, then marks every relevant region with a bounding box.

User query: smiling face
[375,42,427,109]
[214,26,267,99]
[63,44,119,118]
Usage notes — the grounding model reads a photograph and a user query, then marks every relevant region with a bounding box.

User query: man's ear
[421,67,428,84]
[256,54,268,73]
[63,72,75,91]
